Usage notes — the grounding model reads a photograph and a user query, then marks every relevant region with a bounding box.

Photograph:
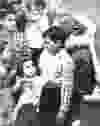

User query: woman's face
[44,36,62,54]
[23,60,36,77]
[45,39,57,55]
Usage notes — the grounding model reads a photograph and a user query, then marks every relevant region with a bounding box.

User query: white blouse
[39,49,75,87]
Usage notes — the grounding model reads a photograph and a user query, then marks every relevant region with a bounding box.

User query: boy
[11,58,45,123]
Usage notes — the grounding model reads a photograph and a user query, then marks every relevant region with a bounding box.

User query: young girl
[11,58,45,122]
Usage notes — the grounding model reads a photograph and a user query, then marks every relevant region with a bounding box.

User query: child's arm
[32,76,45,106]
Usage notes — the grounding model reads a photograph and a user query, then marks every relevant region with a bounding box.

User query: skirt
[39,81,61,113]
[39,82,61,126]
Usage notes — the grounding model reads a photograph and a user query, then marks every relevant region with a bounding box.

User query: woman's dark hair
[0,0,8,9]
[42,26,67,47]
[16,9,27,32]
[8,1,22,14]
[34,0,46,9]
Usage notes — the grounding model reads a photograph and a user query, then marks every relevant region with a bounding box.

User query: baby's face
[23,60,36,77]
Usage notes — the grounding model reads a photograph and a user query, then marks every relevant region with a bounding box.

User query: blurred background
[0,0,99,57]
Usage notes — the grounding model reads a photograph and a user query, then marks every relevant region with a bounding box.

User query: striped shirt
[14,76,45,105]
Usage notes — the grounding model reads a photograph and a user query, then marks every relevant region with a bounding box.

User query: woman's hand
[56,110,65,119]
[56,110,65,125]
[33,96,40,106]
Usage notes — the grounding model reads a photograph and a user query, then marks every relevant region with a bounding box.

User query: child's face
[23,60,36,77]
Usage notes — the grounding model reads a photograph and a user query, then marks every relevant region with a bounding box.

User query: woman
[65,15,97,95]
[39,26,75,126]
[65,15,97,126]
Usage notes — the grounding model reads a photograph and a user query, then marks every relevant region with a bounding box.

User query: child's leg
[13,93,27,122]
[13,92,35,121]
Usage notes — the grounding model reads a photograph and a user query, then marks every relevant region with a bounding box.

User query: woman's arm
[89,39,100,83]
[11,77,22,92]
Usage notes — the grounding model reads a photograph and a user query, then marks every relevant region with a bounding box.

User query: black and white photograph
[0,0,99,126]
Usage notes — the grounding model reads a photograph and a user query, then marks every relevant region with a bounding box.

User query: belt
[45,81,62,88]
